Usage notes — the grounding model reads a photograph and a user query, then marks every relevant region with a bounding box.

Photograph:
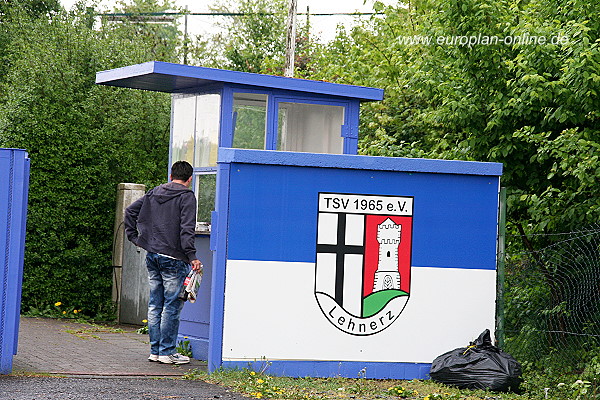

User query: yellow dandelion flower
[142,319,148,323]
[250,371,256,375]
[62,311,67,314]
[54,302,62,307]
[256,393,263,398]
[257,379,264,384]
[73,310,78,314]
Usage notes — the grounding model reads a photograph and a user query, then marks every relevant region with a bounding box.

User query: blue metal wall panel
[207,162,232,372]
[225,163,500,270]
[11,154,29,356]
[217,148,503,176]
[179,235,213,361]
[222,360,432,380]
[207,149,502,378]
[0,149,30,375]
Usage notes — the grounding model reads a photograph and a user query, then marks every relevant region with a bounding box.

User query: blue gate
[0,148,30,374]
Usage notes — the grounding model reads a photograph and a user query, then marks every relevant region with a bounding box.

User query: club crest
[315,193,414,336]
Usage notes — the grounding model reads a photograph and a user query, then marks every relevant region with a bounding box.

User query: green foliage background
[0,0,178,316]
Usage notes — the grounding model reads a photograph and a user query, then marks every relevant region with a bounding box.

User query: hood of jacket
[150,182,192,204]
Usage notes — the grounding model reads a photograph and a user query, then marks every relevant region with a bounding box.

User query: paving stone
[12,317,206,377]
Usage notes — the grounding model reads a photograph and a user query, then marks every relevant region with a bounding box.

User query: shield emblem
[315,193,413,335]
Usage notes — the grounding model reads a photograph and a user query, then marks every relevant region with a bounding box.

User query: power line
[98,11,384,17]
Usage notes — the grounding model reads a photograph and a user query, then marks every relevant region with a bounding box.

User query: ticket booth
[97,62,502,379]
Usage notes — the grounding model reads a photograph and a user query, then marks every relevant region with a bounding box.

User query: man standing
[124,161,202,365]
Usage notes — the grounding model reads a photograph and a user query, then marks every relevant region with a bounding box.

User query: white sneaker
[158,353,190,364]
[148,354,159,362]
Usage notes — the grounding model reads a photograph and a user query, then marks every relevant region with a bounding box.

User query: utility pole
[284,0,297,78]
[183,5,189,64]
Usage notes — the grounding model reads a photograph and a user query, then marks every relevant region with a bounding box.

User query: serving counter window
[194,172,216,233]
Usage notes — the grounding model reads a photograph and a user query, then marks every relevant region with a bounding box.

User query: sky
[60,0,392,42]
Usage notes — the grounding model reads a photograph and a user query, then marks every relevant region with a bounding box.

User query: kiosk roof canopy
[96,61,384,101]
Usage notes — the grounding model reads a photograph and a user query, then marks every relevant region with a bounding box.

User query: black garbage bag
[430,329,522,392]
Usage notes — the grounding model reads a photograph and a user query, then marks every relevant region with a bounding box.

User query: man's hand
[191,259,203,272]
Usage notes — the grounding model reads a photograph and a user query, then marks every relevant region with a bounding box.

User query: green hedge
[0,7,178,318]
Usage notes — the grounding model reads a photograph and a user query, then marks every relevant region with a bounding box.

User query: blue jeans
[146,252,188,356]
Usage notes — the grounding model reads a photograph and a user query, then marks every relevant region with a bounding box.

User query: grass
[182,367,533,400]
[64,321,125,339]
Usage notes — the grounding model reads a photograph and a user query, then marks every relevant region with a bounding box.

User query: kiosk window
[171,93,221,168]
[171,93,220,232]
[194,94,221,167]
[194,172,216,228]
[171,94,196,164]
[277,102,345,154]
[232,93,267,149]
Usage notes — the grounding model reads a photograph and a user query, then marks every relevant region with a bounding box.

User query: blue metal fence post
[0,148,30,374]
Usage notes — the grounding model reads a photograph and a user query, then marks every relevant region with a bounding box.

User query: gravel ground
[0,376,250,400]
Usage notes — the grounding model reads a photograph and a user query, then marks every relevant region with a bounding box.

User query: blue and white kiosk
[97,62,503,379]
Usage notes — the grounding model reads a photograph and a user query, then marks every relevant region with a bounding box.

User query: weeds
[64,323,124,339]
[183,366,600,400]
[176,338,193,357]
[23,301,117,322]
[136,319,148,334]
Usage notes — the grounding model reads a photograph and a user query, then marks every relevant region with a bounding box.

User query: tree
[204,0,287,73]
[310,0,600,237]
[103,0,182,62]
[0,0,61,88]
[0,1,180,316]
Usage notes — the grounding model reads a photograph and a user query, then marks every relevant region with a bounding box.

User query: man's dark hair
[171,161,193,181]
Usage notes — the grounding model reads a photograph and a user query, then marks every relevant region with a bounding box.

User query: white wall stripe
[222,260,496,363]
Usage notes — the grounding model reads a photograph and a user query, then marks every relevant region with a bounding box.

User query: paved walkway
[11,317,206,377]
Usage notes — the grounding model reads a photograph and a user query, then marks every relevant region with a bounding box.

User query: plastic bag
[430,329,522,392]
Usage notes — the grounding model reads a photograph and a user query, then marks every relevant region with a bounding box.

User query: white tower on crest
[373,218,401,292]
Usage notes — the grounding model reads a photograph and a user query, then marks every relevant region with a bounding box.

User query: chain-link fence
[498,225,600,377]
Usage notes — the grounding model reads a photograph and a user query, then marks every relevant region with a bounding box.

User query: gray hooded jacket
[124,182,197,263]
